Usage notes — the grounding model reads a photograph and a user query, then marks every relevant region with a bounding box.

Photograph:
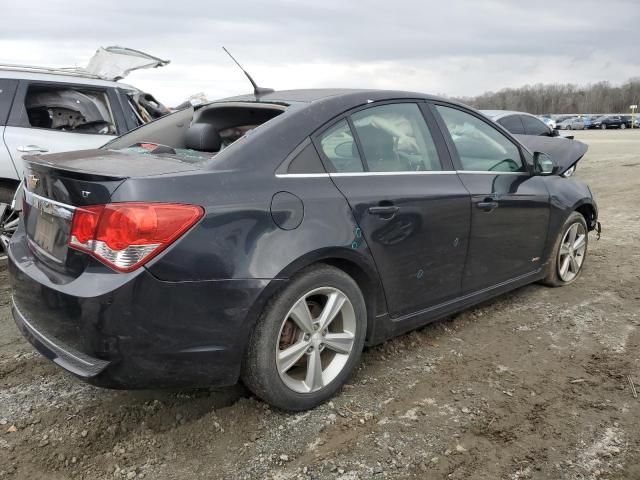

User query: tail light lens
[69,203,203,272]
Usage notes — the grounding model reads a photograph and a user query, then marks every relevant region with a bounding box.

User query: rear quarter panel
[113,170,378,283]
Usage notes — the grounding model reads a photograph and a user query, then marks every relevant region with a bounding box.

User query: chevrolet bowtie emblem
[27,174,39,190]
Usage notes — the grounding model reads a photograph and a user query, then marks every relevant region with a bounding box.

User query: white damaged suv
[0,47,170,258]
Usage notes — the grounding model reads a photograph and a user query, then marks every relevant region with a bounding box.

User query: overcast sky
[2,0,639,106]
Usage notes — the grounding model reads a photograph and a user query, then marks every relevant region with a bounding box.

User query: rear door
[314,101,471,317]
[431,103,550,293]
[3,81,122,180]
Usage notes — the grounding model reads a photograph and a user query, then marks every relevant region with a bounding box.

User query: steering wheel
[489,158,520,172]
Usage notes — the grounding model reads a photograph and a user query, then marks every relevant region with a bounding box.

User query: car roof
[219,88,444,105]
[0,68,138,91]
[480,109,542,120]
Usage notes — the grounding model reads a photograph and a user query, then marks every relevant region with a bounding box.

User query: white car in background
[0,47,170,258]
[539,116,556,129]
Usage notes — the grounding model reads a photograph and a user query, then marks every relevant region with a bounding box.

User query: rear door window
[496,115,525,134]
[18,84,118,135]
[350,103,442,172]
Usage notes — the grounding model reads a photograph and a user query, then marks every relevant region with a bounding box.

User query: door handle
[368,205,399,217]
[476,200,499,212]
[17,145,49,153]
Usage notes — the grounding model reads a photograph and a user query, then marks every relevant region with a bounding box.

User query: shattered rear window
[122,144,215,164]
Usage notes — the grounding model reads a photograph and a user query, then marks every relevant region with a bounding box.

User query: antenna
[222,47,274,97]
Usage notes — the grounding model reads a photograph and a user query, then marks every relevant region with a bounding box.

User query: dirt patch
[0,129,639,479]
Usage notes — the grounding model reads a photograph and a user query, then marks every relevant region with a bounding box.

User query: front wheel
[601,124,607,130]
[542,212,589,287]
[242,265,367,410]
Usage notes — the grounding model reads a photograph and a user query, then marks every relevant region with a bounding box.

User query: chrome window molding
[456,170,529,175]
[275,170,530,178]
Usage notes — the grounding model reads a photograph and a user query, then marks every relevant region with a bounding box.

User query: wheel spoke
[2,216,19,231]
[569,255,580,273]
[289,299,314,334]
[317,291,347,331]
[323,332,354,355]
[560,244,571,256]
[567,224,578,245]
[560,256,571,277]
[573,234,586,252]
[305,348,324,391]
[277,340,310,373]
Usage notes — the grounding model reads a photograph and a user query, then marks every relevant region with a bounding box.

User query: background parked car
[558,117,586,130]
[481,110,557,136]
[620,115,635,128]
[591,115,626,129]
[539,116,556,129]
[552,114,576,127]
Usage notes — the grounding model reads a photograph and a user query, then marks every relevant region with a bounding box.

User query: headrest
[185,123,221,152]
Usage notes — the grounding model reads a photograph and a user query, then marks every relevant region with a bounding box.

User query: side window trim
[428,101,530,174]
[345,115,369,171]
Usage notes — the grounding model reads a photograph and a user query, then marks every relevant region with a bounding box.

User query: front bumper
[9,227,282,389]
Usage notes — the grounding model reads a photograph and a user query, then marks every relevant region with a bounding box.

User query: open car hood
[84,46,170,81]
[514,135,588,175]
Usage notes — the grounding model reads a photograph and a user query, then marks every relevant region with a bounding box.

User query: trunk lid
[22,149,201,274]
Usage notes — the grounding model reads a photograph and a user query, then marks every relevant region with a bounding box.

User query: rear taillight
[69,203,203,272]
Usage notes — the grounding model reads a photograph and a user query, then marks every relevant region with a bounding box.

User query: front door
[431,103,550,293]
[314,102,471,317]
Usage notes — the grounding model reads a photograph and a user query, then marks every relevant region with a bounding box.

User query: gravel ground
[0,129,639,480]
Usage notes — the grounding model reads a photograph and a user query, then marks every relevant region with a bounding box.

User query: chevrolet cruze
[9,89,598,410]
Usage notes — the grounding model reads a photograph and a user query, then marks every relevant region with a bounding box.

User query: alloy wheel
[276,287,356,393]
[557,222,587,282]
[0,203,19,261]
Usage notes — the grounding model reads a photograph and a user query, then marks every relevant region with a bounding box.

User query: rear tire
[242,265,367,411]
[541,212,589,287]
[620,123,626,129]
[601,124,607,130]
[0,185,18,261]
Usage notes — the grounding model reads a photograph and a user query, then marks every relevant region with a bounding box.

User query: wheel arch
[244,247,387,347]
[573,200,598,231]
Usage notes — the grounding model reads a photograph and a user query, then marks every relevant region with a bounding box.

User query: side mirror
[551,128,560,137]
[533,152,559,176]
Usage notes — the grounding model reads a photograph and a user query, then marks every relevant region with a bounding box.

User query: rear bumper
[12,299,110,378]
[9,226,283,389]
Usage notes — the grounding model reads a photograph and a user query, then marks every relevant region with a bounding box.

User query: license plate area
[24,191,74,263]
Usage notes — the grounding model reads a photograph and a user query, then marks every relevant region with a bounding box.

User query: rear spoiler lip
[23,153,129,182]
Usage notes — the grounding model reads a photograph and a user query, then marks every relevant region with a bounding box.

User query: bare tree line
[457,78,640,115]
